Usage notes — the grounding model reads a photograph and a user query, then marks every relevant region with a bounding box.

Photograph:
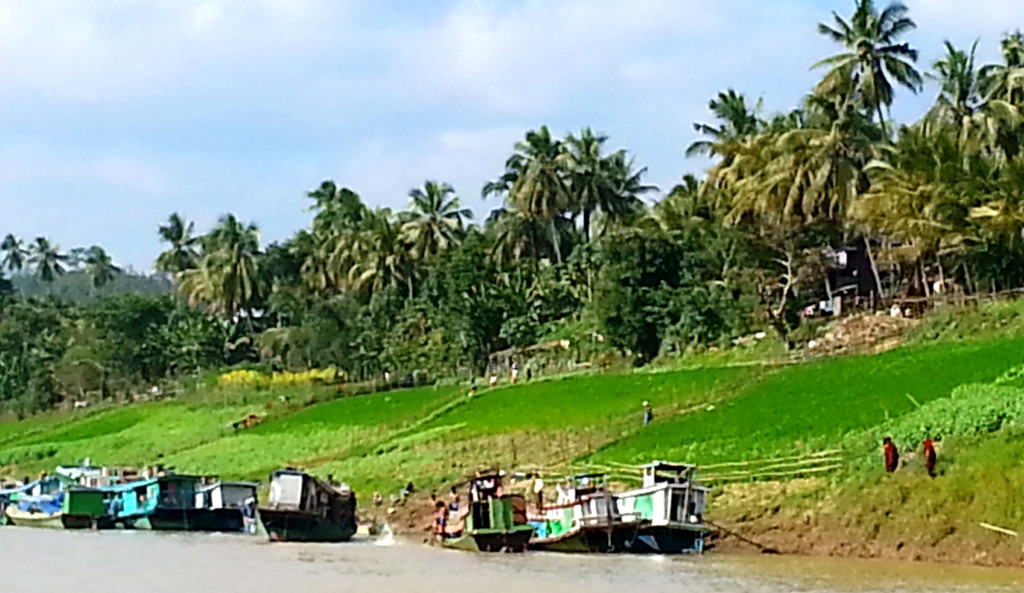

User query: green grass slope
[2,303,1024,528]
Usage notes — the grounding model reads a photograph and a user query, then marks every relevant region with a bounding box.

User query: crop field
[589,337,1024,467]
[426,366,753,435]
[4,306,1024,499]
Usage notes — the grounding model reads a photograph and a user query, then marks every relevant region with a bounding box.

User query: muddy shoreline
[379,492,1024,569]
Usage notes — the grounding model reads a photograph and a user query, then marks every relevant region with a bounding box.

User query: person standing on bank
[922,438,937,477]
[882,437,899,473]
[643,401,653,426]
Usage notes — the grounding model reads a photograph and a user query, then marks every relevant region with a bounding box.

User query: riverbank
[3,302,1024,568]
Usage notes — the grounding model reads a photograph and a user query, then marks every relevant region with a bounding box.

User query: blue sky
[0,0,1020,270]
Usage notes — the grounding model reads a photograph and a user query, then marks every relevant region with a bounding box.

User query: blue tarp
[16,492,63,515]
[0,480,40,498]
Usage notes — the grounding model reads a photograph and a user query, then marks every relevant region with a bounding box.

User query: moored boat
[4,492,65,528]
[100,477,161,528]
[528,473,641,553]
[614,462,710,553]
[259,469,357,542]
[192,480,259,533]
[62,487,108,529]
[442,471,534,553]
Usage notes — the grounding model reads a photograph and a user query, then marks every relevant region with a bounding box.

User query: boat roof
[100,478,159,493]
[0,480,38,496]
[270,468,308,478]
[198,480,259,492]
[642,461,696,472]
[220,480,260,488]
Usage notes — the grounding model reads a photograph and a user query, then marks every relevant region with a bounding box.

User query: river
[2,528,1021,592]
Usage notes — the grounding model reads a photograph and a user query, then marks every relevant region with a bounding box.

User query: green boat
[259,469,357,542]
[442,472,534,553]
[528,473,640,553]
[62,487,108,529]
[613,462,710,554]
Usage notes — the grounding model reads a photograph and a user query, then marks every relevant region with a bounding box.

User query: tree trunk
[550,218,563,264]
[863,237,885,308]
[876,103,889,142]
[583,209,591,245]
[963,262,975,295]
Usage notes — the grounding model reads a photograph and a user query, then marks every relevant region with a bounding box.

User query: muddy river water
[1,527,1021,592]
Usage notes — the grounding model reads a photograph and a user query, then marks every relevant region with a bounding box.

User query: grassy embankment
[2,300,1024,564]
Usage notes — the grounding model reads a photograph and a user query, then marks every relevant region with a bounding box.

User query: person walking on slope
[882,437,899,473]
[922,438,937,477]
[643,401,653,426]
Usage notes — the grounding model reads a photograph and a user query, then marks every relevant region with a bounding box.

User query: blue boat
[100,474,254,532]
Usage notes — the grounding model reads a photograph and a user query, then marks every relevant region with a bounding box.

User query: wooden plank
[979,522,1019,537]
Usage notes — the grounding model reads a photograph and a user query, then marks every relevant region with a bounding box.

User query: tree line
[3,1,1024,414]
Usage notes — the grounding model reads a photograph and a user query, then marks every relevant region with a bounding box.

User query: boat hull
[4,508,64,529]
[529,524,641,553]
[61,514,98,529]
[260,509,356,543]
[139,508,248,532]
[624,525,707,554]
[444,528,534,553]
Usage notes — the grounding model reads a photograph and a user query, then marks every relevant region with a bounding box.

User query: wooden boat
[0,482,33,526]
[124,475,255,532]
[100,477,161,528]
[442,472,534,553]
[528,473,642,553]
[613,462,710,553]
[191,481,259,533]
[61,487,108,529]
[3,492,65,528]
[259,469,357,542]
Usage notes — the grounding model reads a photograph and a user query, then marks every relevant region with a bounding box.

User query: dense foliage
[5,1,1024,414]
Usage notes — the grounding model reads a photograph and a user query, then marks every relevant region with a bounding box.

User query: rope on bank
[705,518,779,554]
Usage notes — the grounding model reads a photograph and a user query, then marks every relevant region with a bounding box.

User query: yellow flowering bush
[217,368,340,388]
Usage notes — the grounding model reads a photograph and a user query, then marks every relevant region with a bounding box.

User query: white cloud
[1,0,1021,270]
[393,0,724,113]
[334,126,525,216]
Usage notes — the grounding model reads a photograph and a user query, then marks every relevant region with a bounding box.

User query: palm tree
[488,126,571,263]
[401,181,472,260]
[156,213,199,276]
[27,237,68,282]
[981,31,1024,106]
[558,129,652,242]
[83,246,121,289]
[927,41,983,135]
[307,181,368,235]
[348,208,411,297]
[601,151,656,229]
[183,214,265,321]
[1,234,28,273]
[560,128,609,242]
[814,0,922,135]
[686,90,763,158]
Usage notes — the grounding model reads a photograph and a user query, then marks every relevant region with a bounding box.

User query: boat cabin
[267,470,354,522]
[196,481,258,511]
[464,472,527,532]
[617,461,708,529]
[642,462,696,487]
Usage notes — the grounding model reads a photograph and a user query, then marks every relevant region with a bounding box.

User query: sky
[0,0,1021,271]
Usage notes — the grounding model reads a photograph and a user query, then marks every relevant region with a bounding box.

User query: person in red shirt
[882,437,899,473]
[922,438,937,477]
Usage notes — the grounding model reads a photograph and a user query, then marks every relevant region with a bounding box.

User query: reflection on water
[1,528,1020,593]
